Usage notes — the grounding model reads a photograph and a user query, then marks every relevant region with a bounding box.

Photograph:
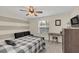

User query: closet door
[64,29,71,53]
[70,29,79,53]
[64,29,79,53]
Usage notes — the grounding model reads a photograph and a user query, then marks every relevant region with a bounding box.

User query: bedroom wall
[29,12,72,42]
[65,6,79,28]
[29,12,72,33]
[0,16,29,40]
[70,7,79,18]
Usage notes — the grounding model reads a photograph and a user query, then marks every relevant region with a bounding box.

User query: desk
[48,33,63,42]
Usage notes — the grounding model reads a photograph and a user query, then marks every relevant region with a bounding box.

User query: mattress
[0,36,45,53]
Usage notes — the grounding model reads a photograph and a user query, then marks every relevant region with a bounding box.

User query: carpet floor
[41,40,62,53]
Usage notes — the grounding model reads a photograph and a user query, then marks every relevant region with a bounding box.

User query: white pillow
[0,40,5,45]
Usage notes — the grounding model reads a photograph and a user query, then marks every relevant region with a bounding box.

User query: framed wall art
[55,20,61,26]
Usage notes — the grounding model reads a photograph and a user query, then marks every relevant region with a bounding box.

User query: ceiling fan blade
[33,13,37,16]
[36,11,43,13]
[26,14,29,16]
[20,9,26,11]
[34,14,37,16]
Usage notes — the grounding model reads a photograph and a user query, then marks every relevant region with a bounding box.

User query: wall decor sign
[55,20,61,26]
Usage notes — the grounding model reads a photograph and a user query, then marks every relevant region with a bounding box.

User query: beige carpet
[41,40,62,53]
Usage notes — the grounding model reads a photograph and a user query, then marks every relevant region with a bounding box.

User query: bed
[0,31,45,53]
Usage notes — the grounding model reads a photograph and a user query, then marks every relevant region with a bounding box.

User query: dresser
[63,28,79,53]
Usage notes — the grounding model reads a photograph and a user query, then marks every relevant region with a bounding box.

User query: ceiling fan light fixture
[20,6,43,16]
[28,12,37,16]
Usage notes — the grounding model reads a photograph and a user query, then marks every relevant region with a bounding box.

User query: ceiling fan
[20,6,43,16]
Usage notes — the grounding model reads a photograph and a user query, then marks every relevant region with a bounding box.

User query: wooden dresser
[63,28,79,53]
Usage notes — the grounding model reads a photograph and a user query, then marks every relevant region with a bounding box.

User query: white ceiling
[0,6,74,20]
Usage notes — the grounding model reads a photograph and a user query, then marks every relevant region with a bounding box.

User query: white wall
[71,7,79,18]
[43,13,72,33]
[68,7,79,28]
[29,13,72,33]
[0,16,29,40]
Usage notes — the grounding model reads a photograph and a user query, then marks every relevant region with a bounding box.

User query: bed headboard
[14,31,30,39]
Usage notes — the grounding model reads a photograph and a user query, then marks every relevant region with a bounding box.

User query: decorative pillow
[5,40,16,46]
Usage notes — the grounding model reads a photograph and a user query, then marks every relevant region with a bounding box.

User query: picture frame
[55,20,61,26]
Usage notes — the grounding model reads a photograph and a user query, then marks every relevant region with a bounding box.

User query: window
[38,20,49,33]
